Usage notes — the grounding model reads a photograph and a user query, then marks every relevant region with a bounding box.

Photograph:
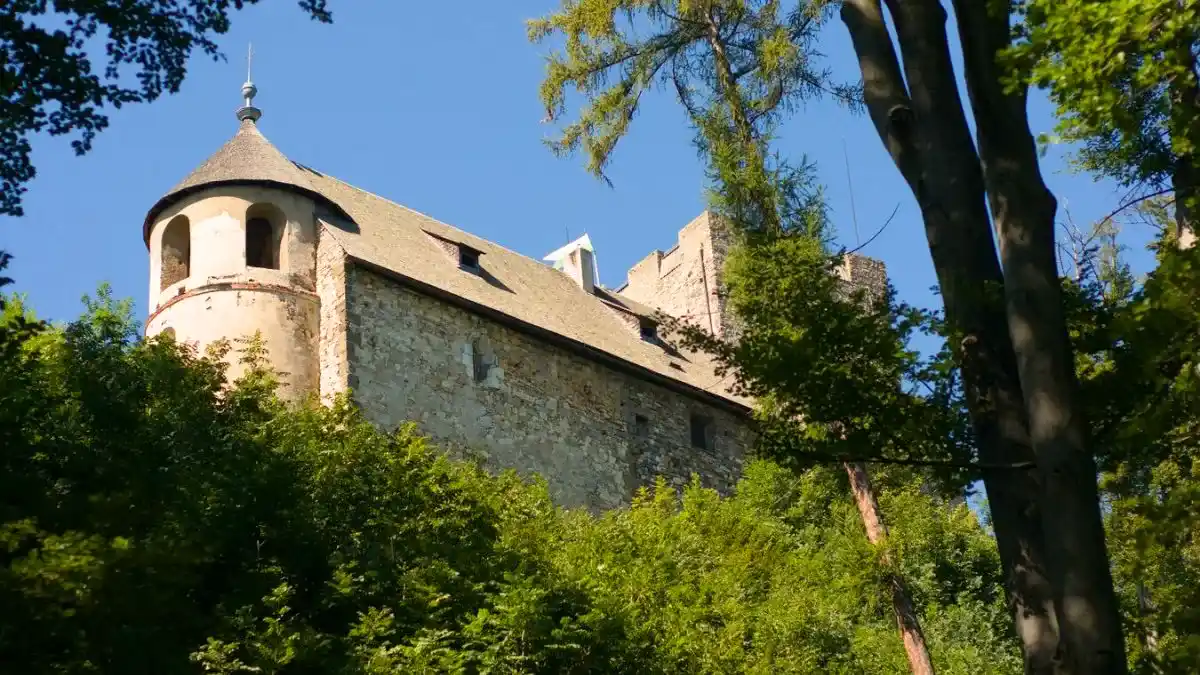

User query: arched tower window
[245,203,284,270]
[160,215,190,290]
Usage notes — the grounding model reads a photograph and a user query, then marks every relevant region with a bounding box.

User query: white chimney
[543,234,598,294]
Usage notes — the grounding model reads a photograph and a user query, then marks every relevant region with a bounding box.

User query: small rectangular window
[638,318,657,342]
[472,337,495,383]
[459,247,480,271]
[689,413,713,450]
[632,414,650,438]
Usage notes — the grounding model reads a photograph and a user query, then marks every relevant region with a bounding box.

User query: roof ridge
[315,170,587,271]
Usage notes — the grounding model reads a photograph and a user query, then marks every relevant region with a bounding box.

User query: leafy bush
[0,286,1019,673]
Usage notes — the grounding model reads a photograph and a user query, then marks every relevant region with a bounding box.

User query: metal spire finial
[236,43,262,123]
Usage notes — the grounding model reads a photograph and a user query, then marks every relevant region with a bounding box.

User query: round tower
[142,78,324,400]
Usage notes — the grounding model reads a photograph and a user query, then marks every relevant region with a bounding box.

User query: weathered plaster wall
[344,265,753,511]
[146,286,320,397]
[145,185,320,399]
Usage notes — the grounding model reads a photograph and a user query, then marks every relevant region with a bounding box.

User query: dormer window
[459,247,481,272]
[425,229,484,274]
[638,317,658,342]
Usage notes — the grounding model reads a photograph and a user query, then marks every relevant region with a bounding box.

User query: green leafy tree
[521,464,1022,674]
[532,3,983,670]
[670,157,976,674]
[1009,0,1200,236]
[531,1,1131,669]
[0,0,333,217]
[0,276,1024,673]
[0,283,611,673]
[1061,228,1200,672]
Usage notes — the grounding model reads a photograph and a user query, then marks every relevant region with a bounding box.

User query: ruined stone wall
[621,212,740,340]
[344,265,753,511]
[621,211,887,337]
[838,253,889,304]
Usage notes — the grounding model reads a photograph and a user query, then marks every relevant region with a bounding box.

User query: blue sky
[2,1,1157,327]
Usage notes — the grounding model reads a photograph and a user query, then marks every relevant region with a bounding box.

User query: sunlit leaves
[0,283,1014,672]
[1010,0,1200,217]
[529,0,853,183]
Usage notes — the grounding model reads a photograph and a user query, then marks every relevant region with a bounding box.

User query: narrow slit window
[472,337,495,383]
[689,413,713,450]
[632,414,650,438]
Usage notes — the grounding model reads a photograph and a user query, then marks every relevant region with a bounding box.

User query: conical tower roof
[142,77,332,242]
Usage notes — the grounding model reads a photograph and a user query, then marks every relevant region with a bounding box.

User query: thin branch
[846,202,901,254]
[794,449,1035,471]
[1095,187,1175,228]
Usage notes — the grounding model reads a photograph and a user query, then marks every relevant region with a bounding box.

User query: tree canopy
[1010,0,1200,234]
[0,0,332,217]
[0,278,1020,672]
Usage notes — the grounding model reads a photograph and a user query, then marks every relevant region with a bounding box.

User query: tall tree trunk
[1168,28,1200,242]
[840,2,1061,672]
[845,462,936,675]
[1135,582,1163,673]
[952,4,1127,673]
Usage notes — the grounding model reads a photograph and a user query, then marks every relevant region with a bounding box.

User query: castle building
[143,81,885,510]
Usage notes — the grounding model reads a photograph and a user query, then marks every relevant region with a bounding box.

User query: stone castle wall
[620,211,888,342]
[838,253,889,304]
[342,264,753,511]
[620,212,740,341]
[316,225,350,403]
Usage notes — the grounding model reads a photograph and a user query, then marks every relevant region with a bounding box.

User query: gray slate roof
[147,122,748,410]
[143,120,327,240]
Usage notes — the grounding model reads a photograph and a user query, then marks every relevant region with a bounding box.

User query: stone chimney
[562,246,596,293]
[544,234,597,294]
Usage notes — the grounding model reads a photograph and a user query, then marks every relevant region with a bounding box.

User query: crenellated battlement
[618,210,887,341]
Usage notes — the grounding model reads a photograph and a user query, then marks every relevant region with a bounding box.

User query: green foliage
[0,0,333,217]
[1064,234,1200,671]
[529,0,856,181]
[1009,0,1200,217]
[677,231,969,489]
[518,464,1019,674]
[532,0,967,480]
[0,284,1018,672]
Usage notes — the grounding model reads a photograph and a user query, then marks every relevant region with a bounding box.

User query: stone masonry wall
[622,211,888,345]
[621,212,741,341]
[344,265,753,511]
[316,225,349,403]
[841,254,888,302]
